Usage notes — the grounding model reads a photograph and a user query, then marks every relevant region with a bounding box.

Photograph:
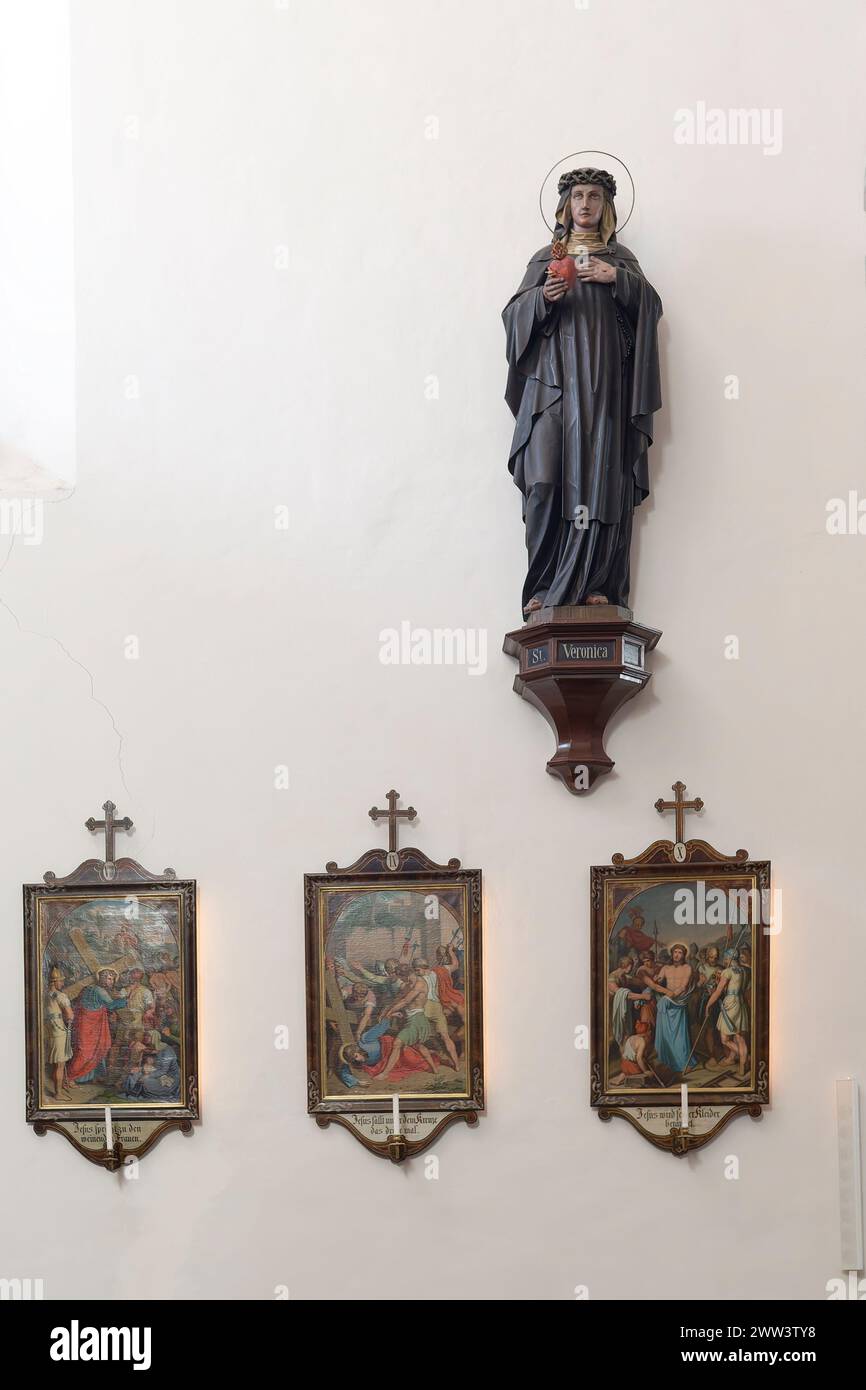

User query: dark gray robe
[503,236,662,611]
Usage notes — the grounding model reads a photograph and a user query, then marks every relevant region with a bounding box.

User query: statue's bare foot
[586,593,608,605]
[523,596,545,619]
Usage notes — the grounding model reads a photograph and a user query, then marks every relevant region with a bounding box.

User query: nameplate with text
[344,1112,439,1142]
[525,644,549,667]
[557,639,614,662]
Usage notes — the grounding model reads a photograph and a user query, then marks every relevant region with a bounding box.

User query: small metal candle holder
[670,1123,692,1157]
[100,1138,126,1172]
[386,1133,408,1164]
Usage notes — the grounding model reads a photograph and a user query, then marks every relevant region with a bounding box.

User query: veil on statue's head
[554,167,618,246]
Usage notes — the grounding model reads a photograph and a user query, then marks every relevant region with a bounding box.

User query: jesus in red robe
[67,970,128,1085]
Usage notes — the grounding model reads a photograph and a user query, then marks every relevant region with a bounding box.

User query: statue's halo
[539,150,636,236]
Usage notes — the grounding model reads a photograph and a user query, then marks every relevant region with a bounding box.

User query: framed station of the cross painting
[24,802,199,1170]
[305,791,484,1162]
[590,782,771,1156]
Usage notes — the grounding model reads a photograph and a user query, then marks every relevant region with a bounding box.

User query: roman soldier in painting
[150,949,181,1006]
[433,942,465,1019]
[617,905,656,954]
[414,959,460,1068]
[376,965,441,1081]
[503,168,662,619]
[44,965,74,1099]
[706,948,750,1080]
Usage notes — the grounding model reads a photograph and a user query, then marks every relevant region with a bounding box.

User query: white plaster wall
[1,0,864,1300]
[0,0,75,494]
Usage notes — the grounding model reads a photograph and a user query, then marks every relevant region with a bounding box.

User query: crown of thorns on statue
[557,167,617,199]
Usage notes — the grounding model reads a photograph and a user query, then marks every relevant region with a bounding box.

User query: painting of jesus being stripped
[605,880,758,1096]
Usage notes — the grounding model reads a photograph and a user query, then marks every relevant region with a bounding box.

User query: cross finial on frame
[85,800,133,879]
[654,780,703,850]
[369,790,417,868]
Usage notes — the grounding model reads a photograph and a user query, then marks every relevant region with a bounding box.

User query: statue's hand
[576,257,616,284]
[542,269,568,303]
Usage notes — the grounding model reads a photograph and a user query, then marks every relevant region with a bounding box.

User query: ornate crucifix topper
[43,801,175,888]
[85,800,133,881]
[654,780,703,862]
[369,790,417,871]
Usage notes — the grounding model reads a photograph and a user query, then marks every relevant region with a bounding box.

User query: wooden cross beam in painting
[64,928,139,1001]
[654,780,704,847]
[324,966,356,1051]
[85,801,133,871]
[369,790,417,854]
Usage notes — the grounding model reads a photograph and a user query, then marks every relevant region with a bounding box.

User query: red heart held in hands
[548,255,577,288]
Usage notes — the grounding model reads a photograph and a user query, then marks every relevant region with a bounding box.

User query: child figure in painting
[609,1025,653,1085]
[45,966,74,1099]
